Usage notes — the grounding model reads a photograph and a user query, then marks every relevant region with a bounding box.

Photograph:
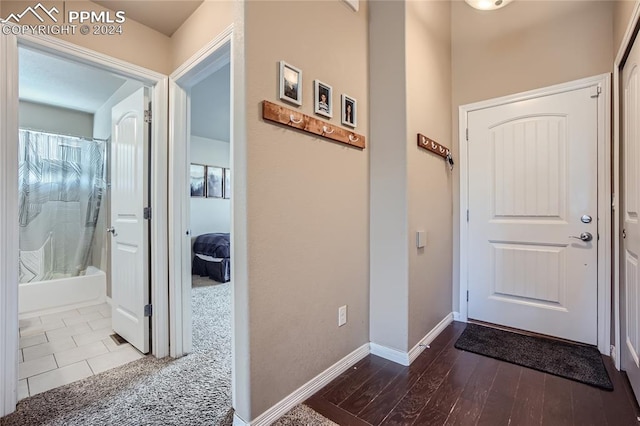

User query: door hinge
[144,109,152,123]
[466,128,469,141]
[466,290,469,302]
[612,193,616,211]
[143,207,151,220]
[590,85,601,98]
[144,304,152,317]
[467,209,469,222]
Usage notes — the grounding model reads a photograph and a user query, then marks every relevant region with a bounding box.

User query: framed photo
[314,80,332,118]
[224,168,231,199]
[341,94,357,128]
[190,164,206,197]
[279,61,302,106]
[342,0,359,11]
[206,166,224,198]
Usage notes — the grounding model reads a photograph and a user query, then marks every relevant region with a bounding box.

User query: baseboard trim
[453,311,465,322]
[250,342,370,426]
[407,313,454,364]
[233,413,248,426]
[370,312,454,367]
[370,342,410,366]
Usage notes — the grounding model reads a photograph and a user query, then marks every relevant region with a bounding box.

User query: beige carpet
[273,404,338,425]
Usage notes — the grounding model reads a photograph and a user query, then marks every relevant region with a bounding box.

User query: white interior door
[110,87,150,354]
[622,34,640,403]
[467,85,599,344]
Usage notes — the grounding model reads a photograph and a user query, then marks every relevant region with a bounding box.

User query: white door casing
[466,85,599,345]
[110,87,150,354]
[169,28,231,358]
[622,33,640,403]
[0,30,19,418]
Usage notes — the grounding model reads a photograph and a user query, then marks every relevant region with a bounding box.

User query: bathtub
[19,266,107,317]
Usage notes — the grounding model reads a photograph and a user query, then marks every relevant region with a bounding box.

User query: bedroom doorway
[168,30,233,407]
[186,55,232,365]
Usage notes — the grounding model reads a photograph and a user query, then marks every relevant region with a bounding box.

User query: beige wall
[242,0,369,419]
[451,0,614,312]
[406,0,452,347]
[614,1,638,55]
[369,0,409,352]
[2,1,172,74]
[19,101,93,138]
[169,0,233,71]
[369,0,452,354]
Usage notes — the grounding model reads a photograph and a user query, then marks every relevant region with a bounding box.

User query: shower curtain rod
[19,127,109,143]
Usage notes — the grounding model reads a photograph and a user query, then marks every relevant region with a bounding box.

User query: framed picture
[314,80,332,118]
[224,168,231,199]
[341,94,357,128]
[342,0,359,11]
[190,164,206,197]
[279,61,302,106]
[206,166,223,198]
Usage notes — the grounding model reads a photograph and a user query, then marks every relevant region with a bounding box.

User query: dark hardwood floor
[306,322,640,426]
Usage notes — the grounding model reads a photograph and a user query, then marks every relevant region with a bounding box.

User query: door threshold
[467,319,596,348]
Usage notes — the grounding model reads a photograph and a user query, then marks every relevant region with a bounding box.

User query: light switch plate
[417,231,426,248]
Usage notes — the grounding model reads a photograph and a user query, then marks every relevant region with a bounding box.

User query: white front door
[110,88,150,354]
[622,33,640,404]
[467,85,599,344]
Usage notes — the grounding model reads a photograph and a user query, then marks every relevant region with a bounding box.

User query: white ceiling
[191,63,231,142]
[92,0,204,37]
[19,47,127,114]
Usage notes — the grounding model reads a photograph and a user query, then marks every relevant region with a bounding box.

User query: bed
[192,233,230,283]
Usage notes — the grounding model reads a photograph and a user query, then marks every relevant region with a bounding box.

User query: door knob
[106,227,117,236]
[570,232,592,242]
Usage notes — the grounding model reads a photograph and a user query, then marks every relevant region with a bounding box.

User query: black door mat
[454,323,613,390]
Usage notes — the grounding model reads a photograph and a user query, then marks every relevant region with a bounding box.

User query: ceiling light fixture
[465,0,513,11]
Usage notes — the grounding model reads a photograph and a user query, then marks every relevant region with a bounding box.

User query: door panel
[110,87,150,354]
[623,34,640,404]
[468,86,598,345]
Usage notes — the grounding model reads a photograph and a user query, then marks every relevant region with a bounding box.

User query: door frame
[614,2,640,371]
[168,25,232,358]
[458,73,612,355]
[0,31,169,417]
[169,23,252,423]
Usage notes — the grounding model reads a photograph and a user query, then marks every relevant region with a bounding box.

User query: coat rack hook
[349,134,359,143]
[322,125,334,135]
[289,114,303,124]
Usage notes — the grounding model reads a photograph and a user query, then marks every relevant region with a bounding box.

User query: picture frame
[341,94,357,128]
[314,80,333,118]
[224,168,231,199]
[206,166,224,198]
[342,0,359,12]
[279,61,302,106]
[190,164,206,197]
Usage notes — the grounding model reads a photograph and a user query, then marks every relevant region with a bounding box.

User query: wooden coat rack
[417,133,454,170]
[417,133,449,158]
[262,100,366,149]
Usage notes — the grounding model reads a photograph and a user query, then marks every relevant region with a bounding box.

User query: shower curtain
[18,129,107,283]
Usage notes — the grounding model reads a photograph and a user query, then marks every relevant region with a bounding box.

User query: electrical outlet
[338,305,347,327]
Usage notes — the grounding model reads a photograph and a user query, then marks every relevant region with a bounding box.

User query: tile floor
[18,302,145,400]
